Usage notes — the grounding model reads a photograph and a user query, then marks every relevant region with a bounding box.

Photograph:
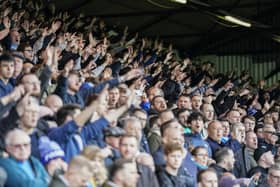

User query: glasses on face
[10,142,30,149]
[22,80,41,85]
[195,153,208,157]
[270,173,280,181]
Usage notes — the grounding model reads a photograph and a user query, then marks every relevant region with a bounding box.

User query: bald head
[44,94,63,113]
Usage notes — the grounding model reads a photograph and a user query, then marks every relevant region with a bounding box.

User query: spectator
[82,145,108,186]
[103,158,139,187]
[157,143,194,187]
[226,109,241,125]
[266,164,280,187]
[191,94,203,111]
[185,111,212,156]
[210,147,235,179]
[197,168,218,187]
[206,120,224,154]
[259,125,278,155]
[243,115,256,132]
[248,148,275,186]
[0,53,14,97]
[234,131,258,178]
[0,129,49,187]
[49,155,93,187]
[119,134,159,187]
[191,146,215,171]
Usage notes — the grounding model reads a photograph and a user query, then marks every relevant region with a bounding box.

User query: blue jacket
[206,137,224,155]
[48,117,109,162]
[0,79,13,98]
[184,133,212,157]
[0,156,49,187]
[54,76,120,107]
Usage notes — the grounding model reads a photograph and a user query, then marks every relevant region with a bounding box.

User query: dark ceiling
[53,0,280,56]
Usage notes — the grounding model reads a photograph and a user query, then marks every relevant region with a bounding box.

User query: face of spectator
[10,30,20,44]
[261,151,275,166]
[227,111,241,124]
[163,128,184,146]
[108,87,120,107]
[208,121,223,143]
[120,137,139,159]
[20,101,40,129]
[225,150,235,171]
[0,61,14,80]
[256,127,264,139]
[198,171,218,187]
[190,116,204,134]
[123,120,142,142]
[245,132,258,150]
[13,57,23,77]
[120,162,139,187]
[263,126,278,145]
[221,121,230,137]
[6,132,31,161]
[68,166,92,187]
[68,73,82,92]
[268,169,280,187]
[193,148,208,166]
[191,95,202,110]
[177,96,192,110]
[22,74,41,96]
[23,46,34,60]
[133,111,147,129]
[153,96,167,112]
[202,104,215,121]
[244,118,255,132]
[272,112,279,123]
[232,125,246,143]
[165,150,184,170]
[101,67,112,81]
[178,110,190,127]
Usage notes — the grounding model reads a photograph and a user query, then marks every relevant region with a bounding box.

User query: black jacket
[137,163,159,187]
[234,146,253,178]
[157,168,194,187]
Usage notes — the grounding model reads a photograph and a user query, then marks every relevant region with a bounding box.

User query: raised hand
[3,16,11,29]
[123,68,144,82]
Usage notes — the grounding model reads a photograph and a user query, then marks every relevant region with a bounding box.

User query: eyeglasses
[195,153,208,157]
[22,81,41,85]
[270,173,280,181]
[10,142,30,149]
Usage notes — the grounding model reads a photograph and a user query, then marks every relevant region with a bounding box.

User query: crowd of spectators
[0,0,280,187]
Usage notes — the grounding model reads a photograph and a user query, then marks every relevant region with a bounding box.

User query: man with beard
[119,134,159,187]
